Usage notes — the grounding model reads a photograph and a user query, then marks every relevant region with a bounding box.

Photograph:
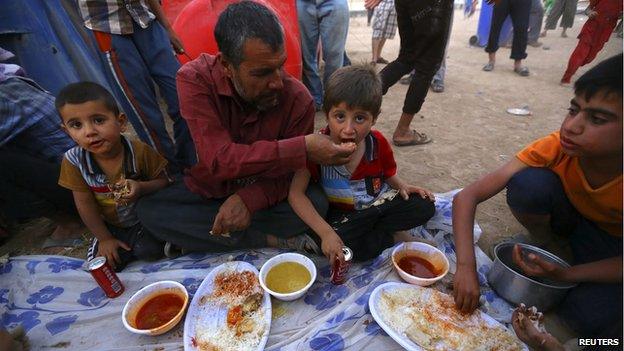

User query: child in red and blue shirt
[288,65,436,263]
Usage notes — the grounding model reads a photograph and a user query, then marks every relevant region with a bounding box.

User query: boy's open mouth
[340,138,356,144]
[89,140,104,148]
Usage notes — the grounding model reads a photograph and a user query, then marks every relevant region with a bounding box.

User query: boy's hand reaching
[398,185,435,202]
[97,238,131,269]
[512,245,566,281]
[321,231,345,265]
[452,263,480,313]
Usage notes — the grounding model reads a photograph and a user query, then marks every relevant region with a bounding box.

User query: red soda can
[330,246,352,285]
[87,256,124,298]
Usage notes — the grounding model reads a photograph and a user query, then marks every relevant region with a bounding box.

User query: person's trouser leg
[560,0,578,29]
[544,0,564,30]
[486,0,512,55]
[509,0,531,60]
[297,0,323,108]
[137,180,328,251]
[561,35,592,82]
[381,0,452,114]
[94,27,179,172]
[330,194,435,261]
[132,22,197,169]
[528,0,545,42]
[432,11,454,84]
[319,0,349,88]
[0,149,77,221]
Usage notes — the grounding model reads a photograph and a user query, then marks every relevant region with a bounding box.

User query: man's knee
[506,167,560,213]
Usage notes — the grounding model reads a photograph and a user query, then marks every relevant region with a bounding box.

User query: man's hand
[97,238,131,269]
[398,184,435,202]
[167,29,186,54]
[452,263,480,313]
[212,194,251,235]
[305,134,356,166]
[511,309,564,351]
[512,245,566,281]
[321,231,345,265]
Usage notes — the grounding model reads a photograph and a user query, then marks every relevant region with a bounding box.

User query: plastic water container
[470,0,513,47]
[164,0,302,79]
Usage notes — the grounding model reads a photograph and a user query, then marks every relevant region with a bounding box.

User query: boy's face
[326,102,376,145]
[60,100,126,157]
[560,91,622,159]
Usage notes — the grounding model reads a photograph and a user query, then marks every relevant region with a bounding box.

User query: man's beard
[231,76,279,112]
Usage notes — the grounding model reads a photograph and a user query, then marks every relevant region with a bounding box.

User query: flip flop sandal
[514,67,530,77]
[431,81,445,93]
[376,57,389,64]
[393,130,433,146]
[482,62,495,71]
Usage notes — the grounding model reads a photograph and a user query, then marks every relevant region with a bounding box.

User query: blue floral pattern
[45,315,78,335]
[2,311,41,333]
[304,284,350,311]
[309,333,345,351]
[27,286,63,305]
[77,288,106,307]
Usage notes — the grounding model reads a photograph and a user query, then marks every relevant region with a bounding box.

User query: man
[0,47,84,248]
[366,0,453,146]
[297,0,350,110]
[77,0,196,172]
[137,1,354,253]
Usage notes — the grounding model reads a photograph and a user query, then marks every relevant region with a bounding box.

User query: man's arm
[146,0,186,54]
[452,158,528,313]
[177,70,312,181]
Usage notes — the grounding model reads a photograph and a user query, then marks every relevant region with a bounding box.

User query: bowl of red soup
[392,242,449,286]
[122,280,189,335]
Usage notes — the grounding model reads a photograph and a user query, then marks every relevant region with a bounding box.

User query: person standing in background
[370,0,397,66]
[297,0,350,111]
[77,0,196,172]
[541,0,578,37]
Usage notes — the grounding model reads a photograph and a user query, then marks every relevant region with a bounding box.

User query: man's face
[559,91,622,159]
[222,38,286,111]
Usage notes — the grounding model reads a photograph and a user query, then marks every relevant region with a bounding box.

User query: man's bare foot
[540,30,547,37]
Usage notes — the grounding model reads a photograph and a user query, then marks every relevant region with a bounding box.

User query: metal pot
[487,242,577,311]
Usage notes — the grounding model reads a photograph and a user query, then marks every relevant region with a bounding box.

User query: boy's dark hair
[323,64,383,117]
[214,1,284,68]
[575,54,622,101]
[55,81,120,117]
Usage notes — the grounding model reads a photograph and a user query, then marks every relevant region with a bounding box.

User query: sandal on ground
[393,130,433,146]
[277,234,321,255]
[376,57,389,64]
[514,66,530,77]
[41,237,84,249]
[482,62,495,71]
[431,81,445,93]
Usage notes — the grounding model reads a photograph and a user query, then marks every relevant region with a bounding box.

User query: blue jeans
[506,168,623,338]
[297,0,349,108]
[100,21,196,172]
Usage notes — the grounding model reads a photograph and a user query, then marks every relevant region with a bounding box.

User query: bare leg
[540,29,548,37]
[488,52,496,65]
[392,112,417,143]
[561,27,568,37]
[372,38,381,63]
[513,59,523,70]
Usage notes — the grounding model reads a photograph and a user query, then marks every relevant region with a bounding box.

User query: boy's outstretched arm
[288,169,344,264]
[513,246,622,283]
[121,173,170,203]
[452,158,528,313]
[73,191,130,269]
[386,175,435,201]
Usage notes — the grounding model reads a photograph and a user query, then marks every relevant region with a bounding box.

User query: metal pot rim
[492,242,578,289]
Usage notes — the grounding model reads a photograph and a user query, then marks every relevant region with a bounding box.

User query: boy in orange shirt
[452,54,622,340]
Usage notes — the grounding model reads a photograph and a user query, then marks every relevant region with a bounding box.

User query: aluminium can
[330,246,353,285]
[87,256,124,298]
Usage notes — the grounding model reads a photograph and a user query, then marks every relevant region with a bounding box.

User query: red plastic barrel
[164,0,302,80]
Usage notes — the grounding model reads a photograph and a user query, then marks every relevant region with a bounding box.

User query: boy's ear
[117,113,128,132]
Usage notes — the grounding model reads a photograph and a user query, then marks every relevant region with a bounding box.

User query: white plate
[183,261,271,351]
[368,282,527,351]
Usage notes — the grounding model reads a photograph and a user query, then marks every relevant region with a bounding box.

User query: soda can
[87,256,124,298]
[330,246,353,285]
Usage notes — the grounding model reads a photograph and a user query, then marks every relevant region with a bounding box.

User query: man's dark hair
[214,1,284,67]
[323,64,383,117]
[55,81,120,117]
[575,54,622,101]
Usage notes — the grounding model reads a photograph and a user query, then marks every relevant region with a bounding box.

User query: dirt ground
[0,7,621,342]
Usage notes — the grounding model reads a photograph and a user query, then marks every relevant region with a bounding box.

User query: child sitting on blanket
[288,65,436,264]
[452,55,622,340]
[56,82,170,271]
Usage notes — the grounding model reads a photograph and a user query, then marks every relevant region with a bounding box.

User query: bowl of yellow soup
[259,253,317,301]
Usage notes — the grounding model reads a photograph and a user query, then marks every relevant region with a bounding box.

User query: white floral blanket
[0,190,514,350]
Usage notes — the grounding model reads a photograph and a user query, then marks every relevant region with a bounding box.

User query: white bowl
[259,253,317,301]
[391,242,449,286]
[121,280,189,335]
